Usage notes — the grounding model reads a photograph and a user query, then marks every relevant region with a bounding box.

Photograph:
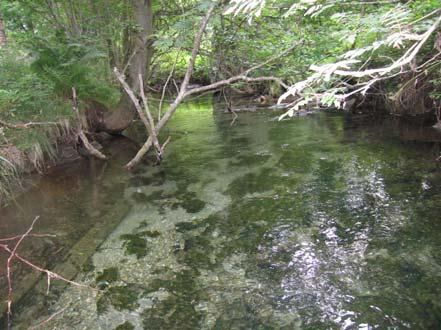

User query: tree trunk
[99,0,154,134]
[0,12,7,47]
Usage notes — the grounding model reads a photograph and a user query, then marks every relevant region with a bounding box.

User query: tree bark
[0,11,7,47]
[99,0,154,133]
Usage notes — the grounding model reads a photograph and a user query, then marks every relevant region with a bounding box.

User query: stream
[1,99,441,329]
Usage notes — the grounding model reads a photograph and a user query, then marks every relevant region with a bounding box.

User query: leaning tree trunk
[98,0,154,134]
[0,12,7,47]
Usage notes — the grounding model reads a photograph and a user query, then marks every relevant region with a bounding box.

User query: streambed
[1,99,441,329]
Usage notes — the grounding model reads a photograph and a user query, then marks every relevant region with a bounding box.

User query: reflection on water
[2,98,441,329]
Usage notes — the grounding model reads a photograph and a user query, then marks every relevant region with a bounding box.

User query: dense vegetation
[0,0,440,203]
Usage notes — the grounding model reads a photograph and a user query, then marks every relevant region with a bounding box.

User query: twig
[0,233,57,242]
[328,16,441,78]
[0,216,93,329]
[71,87,107,160]
[5,216,40,328]
[124,3,302,170]
[0,216,91,330]
[29,307,67,329]
[159,51,180,121]
[113,69,164,162]
[0,119,59,130]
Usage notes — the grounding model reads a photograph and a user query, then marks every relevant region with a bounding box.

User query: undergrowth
[0,42,119,205]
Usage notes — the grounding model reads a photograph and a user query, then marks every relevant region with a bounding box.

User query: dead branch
[316,16,441,78]
[113,69,168,162]
[0,216,90,330]
[123,1,218,170]
[159,51,180,121]
[123,4,302,169]
[0,119,59,130]
[0,233,57,242]
[71,87,107,160]
[29,307,67,329]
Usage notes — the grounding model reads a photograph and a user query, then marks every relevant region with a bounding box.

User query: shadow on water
[0,135,139,326]
[2,98,441,329]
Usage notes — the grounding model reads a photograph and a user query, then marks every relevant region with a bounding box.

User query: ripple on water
[9,108,441,329]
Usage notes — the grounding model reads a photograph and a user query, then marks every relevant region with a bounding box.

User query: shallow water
[2,99,441,329]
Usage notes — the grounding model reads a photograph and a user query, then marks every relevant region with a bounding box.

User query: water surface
[2,99,441,329]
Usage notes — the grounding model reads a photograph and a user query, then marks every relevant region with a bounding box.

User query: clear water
[2,99,441,329]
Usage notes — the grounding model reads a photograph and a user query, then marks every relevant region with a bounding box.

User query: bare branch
[0,119,59,130]
[325,16,441,78]
[180,2,218,93]
[0,216,91,330]
[71,87,107,160]
[29,307,68,329]
[159,51,180,120]
[124,5,302,170]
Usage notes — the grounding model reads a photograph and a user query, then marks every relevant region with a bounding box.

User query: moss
[81,256,95,273]
[146,190,166,201]
[114,321,135,330]
[120,233,148,259]
[227,168,279,199]
[141,270,202,329]
[132,192,148,203]
[179,198,206,213]
[175,221,202,233]
[278,148,314,173]
[140,230,161,238]
[120,231,160,259]
[171,191,206,213]
[96,285,139,314]
[96,267,119,284]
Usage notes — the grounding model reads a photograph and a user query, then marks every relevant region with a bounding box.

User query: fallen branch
[71,87,107,160]
[29,307,67,329]
[159,51,180,121]
[123,1,218,170]
[123,3,302,169]
[0,216,89,330]
[5,216,40,328]
[0,119,59,130]
[113,69,168,163]
[0,233,57,242]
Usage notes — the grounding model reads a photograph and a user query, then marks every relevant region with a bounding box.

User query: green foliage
[0,154,19,205]
[30,38,119,105]
[0,47,74,160]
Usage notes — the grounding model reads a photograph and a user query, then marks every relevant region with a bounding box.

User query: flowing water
[1,99,441,329]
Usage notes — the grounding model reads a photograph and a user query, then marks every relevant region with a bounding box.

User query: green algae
[96,267,119,284]
[120,233,148,259]
[114,321,135,330]
[82,256,95,272]
[227,168,279,199]
[171,191,206,213]
[96,285,140,314]
[120,230,161,258]
[142,270,203,329]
